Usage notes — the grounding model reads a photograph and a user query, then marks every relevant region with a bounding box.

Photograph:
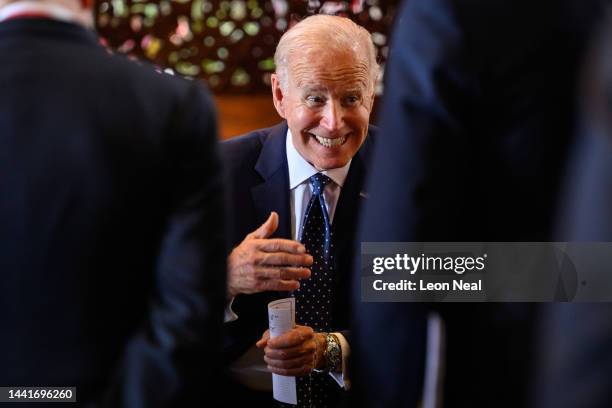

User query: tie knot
[310,173,331,195]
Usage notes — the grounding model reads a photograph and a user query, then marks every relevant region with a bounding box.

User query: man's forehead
[288,51,370,91]
[296,83,367,95]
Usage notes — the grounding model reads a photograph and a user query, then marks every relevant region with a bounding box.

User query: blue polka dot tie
[293,173,336,408]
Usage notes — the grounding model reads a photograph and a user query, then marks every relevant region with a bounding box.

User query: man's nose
[321,100,344,132]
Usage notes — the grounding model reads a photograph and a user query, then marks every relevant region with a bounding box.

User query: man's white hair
[274,14,380,92]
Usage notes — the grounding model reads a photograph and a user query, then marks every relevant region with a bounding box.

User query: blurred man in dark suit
[221,15,379,407]
[353,0,609,406]
[0,0,226,406]
[534,13,612,408]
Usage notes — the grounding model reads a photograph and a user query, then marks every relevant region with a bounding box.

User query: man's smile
[311,133,347,148]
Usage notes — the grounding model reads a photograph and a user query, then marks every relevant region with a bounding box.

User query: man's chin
[310,156,349,171]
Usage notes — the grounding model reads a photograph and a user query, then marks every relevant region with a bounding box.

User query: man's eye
[343,95,361,106]
[306,96,325,104]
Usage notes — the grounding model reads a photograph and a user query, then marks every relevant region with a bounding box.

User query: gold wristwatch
[323,333,342,372]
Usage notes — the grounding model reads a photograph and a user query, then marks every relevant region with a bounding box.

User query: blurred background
[94,0,400,138]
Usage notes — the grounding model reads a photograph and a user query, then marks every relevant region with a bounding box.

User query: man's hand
[256,325,327,376]
[227,212,313,298]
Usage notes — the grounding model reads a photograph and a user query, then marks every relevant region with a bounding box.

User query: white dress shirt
[227,130,352,391]
[286,130,349,242]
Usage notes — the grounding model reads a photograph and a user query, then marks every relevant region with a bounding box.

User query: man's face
[272,49,374,170]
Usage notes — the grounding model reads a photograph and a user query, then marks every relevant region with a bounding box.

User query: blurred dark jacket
[535,9,612,408]
[353,0,610,407]
[0,18,226,407]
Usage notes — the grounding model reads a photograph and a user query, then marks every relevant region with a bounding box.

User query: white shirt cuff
[328,332,350,390]
[224,297,238,323]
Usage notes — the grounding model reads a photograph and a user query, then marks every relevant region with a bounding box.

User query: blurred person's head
[271,14,379,170]
[0,0,95,27]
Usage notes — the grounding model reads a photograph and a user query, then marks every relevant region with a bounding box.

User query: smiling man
[221,14,379,408]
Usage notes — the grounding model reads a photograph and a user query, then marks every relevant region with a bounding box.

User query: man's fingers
[248,212,279,240]
[268,326,314,348]
[264,342,316,360]
[256,330,271,348]
[257,278,301,292]
[260,252,313,267]
[264,353,313,370]
[258,238,306,254]
[254,267,311,281]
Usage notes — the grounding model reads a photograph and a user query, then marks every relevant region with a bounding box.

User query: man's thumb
[250,211,279,239]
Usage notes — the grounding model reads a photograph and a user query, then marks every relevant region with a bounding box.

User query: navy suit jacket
[0,18,225,407]
[534,16,612,408]
[221,122,375,363]
[353,0,610,407]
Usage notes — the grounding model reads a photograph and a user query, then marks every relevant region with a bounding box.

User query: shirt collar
[286,129,351,190]
[0,1,80,23]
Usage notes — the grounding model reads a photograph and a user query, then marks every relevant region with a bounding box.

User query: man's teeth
[314,135,346,147]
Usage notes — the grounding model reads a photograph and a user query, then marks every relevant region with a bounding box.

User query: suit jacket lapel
[331,130,375,284]
[332,155,365,280]
[251,122,292,240]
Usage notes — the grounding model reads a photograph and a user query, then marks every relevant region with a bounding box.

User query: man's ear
[271,73,287,119]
